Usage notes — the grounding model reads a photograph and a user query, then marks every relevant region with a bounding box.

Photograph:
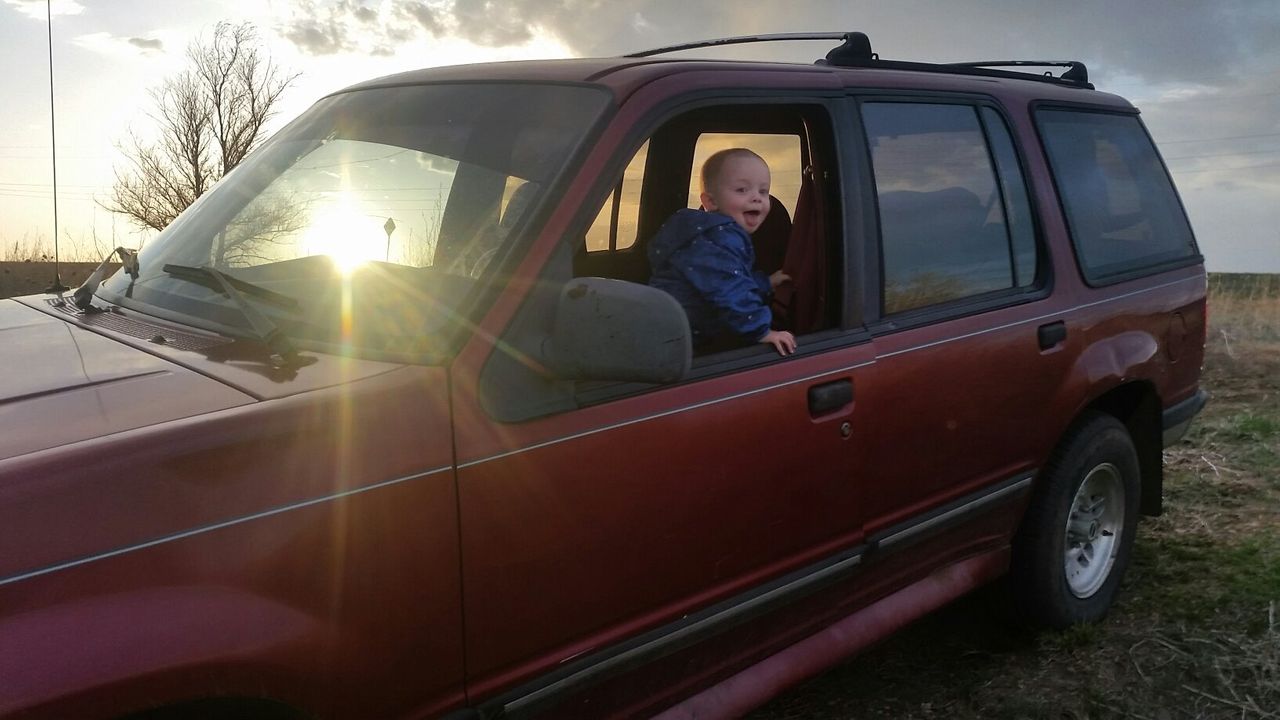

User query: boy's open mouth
[744,210,762,222]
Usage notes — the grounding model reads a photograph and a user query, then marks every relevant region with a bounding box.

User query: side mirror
[547,277,691,383]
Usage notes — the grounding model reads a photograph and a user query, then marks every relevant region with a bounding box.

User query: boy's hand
[769,270,792,290]
[760,329,796,356]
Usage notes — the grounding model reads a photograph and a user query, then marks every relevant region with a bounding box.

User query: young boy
[648,148,796,355]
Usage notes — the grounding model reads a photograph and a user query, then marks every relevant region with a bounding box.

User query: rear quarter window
[1037,109,1198,284]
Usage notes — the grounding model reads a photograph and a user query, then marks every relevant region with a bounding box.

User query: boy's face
[701,154,771,235]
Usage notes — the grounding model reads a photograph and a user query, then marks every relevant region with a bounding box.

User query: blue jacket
[648,209,773,347]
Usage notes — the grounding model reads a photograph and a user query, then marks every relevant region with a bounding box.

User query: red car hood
[0,299,255,459]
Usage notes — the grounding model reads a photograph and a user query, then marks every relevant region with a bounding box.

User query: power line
[1164,146,1280,161]
[0,190,101,197]
[1169,159,1280,175]
[0,181,106,189]
[0,154,113,160]
[0,144,106,149]
[0,190,98,197]
[1158,130,1280,145]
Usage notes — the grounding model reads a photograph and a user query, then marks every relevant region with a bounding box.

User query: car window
[687,133,802,215]
[862,102,1036,314]
[1037,109,1198,283]
[585,141,648,253]
[584,132,803,258]
[569,101,839,367]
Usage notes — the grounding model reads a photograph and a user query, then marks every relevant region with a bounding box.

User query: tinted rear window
[862,102,1038,314]
[1037,109,1197,283]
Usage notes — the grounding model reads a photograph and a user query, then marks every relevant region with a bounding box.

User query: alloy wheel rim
[1063,462,1124,598]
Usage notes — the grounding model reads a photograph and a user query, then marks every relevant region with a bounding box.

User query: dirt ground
[0,261,105,299]
[752,277,1280,720]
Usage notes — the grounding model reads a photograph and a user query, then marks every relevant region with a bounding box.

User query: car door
[849,97,1072,553]
[448,85,876,714]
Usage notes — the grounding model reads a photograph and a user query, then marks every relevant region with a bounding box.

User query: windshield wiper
[162,264,299,367]
[161,263,302,311]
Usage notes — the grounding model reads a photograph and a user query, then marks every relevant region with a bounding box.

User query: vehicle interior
[573,103,843,347]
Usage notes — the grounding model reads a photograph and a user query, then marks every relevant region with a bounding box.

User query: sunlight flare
[301,196,387,275]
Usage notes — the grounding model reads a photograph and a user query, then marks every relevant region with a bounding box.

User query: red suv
[0,32,1206,719]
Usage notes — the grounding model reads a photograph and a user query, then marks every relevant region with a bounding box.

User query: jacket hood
[0,299,254,459]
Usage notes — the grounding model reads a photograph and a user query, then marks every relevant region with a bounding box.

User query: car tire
[1012,411,1141,629]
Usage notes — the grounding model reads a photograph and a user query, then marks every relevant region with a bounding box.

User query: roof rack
[623,32,855,59]
[623,32,1093,89]
[948,60,1089,84]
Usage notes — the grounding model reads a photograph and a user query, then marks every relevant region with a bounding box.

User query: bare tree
[103,22,299,232]
[214,193,309,268]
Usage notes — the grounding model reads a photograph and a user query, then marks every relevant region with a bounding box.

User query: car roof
[335,56,1135,111]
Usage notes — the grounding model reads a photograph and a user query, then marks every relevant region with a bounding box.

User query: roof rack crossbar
[624,32,852,59]
[947,60,1089,84]
[622,33,1093,89]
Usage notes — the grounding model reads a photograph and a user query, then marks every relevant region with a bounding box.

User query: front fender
[0,586,325,719]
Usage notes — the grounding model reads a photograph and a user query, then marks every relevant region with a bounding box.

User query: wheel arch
[1079,380,1164,516]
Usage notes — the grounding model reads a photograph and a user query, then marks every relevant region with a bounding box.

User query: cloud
[276,0,587,56]
[4,0,84,19]
[270,1,1280,86]
[397,1,444,37]
[280,0,360,55]
[531,0,1280,87]
[1140,78,1280,194]
[282,20,354,55]
[267,0,1280,192]
[967,0,1280,86]
[449,0,536,47]
[127,37,165,53]
[73,31,168,57]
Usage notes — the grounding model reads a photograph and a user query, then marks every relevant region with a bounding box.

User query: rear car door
[849,97,1071,555]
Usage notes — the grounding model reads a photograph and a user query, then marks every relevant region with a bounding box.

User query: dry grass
[1,230,117,264]
[1208,273,1280,352]
[0,230,128,298]
[1,234,54,263]
[1128,607,1279,720]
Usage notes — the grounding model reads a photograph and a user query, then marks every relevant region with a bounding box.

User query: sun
[300,196,388,275]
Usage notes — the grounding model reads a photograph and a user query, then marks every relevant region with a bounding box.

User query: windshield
[98,82,611,359]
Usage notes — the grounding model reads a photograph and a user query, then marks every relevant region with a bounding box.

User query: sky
[1,0,1277,272]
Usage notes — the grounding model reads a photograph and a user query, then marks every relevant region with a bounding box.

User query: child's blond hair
[700,148,766,194]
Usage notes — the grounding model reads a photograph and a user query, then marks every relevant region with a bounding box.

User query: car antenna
[43,0,68,294]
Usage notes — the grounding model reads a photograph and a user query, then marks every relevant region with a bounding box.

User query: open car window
[573,102,840,362]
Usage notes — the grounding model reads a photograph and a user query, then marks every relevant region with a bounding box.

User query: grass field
[0,235,110,298]
[754,274,1280,719]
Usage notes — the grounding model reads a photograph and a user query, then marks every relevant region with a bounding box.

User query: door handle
[1038,320,1067,350]
[808,378,853,417]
